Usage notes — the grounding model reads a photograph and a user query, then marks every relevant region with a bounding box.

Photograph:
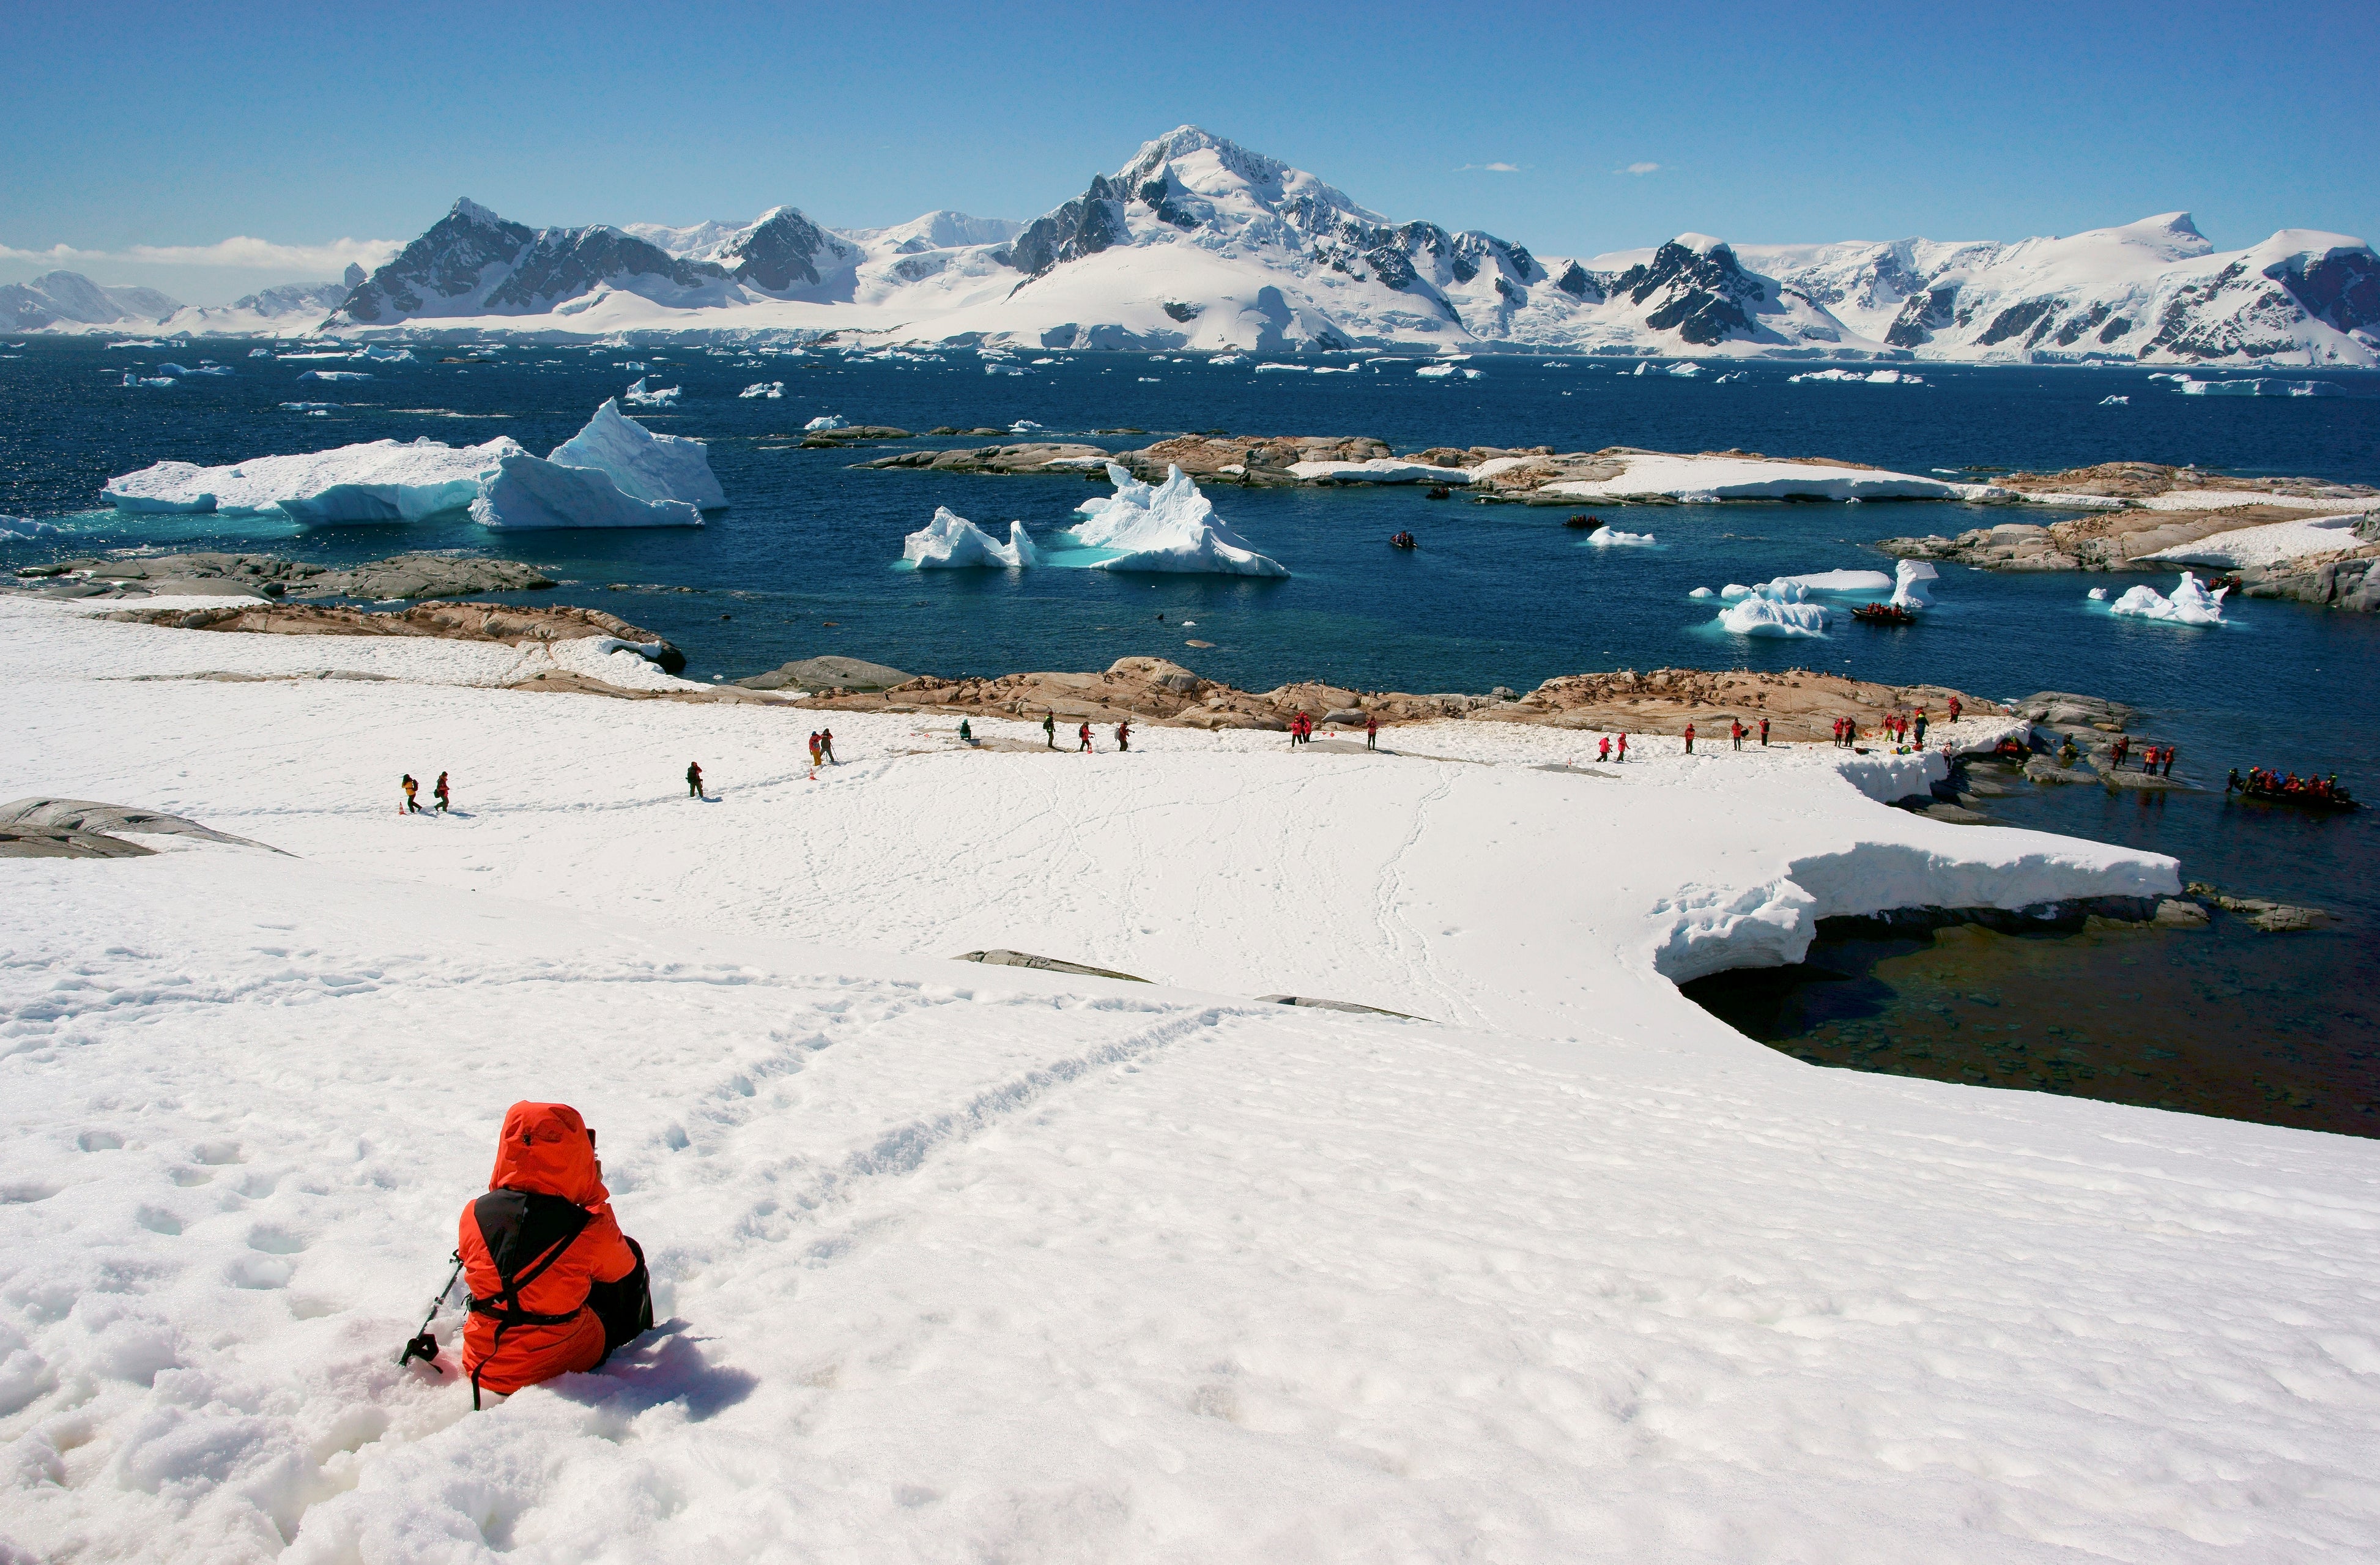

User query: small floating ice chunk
[1585,528,1656,546]
[2088,587,2108,600]
[739,381,785,399]
[622,377,680,406]
[1667,363,1702,377]
[121,373,176,387]
[247,348,271,358]
[804,414,849,431]
[2099,395,2129,406]
[1415,365,1455,379]
[2104,570,2228,625]
[1209,354,1246,366]
[1010,420,1045,433]
[1719,584,1754,600]
[1688,586,1716,599]
[297,370,371,382]
[902,507,1039,569]
[2174,376,2344,398]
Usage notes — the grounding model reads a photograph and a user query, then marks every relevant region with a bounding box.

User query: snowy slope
[0,270,181,332]
[5,596,2378,1562]
[160,266,365,337]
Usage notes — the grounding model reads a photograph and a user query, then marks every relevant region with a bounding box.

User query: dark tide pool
[5,337,2378,1134]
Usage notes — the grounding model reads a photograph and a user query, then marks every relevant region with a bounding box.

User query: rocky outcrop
[0,798,279,858]
[2185,883,2330,933]
[787,656,2002,740]
[2236,550,2380,611]
[736,655,914,693]
[91,600,685,672]
[14,553,555,602]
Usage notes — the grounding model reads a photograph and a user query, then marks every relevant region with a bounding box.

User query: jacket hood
[487,1101,607,1206]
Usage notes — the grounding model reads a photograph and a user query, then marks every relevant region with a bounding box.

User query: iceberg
[1069,465,1288,577]
[2099,395,2130,406]
[1255,363,1310,373]
[805,414,849,431]
[623,377,681,406]
[1668,363,1702,377]
[546,398,727,511]
[1585,527,1656,546]
[102,436,520,522]
[2174,376,2345,397]
[902,507,1039,569]
[1415,364,1456,378]
[739,381,785,399]
[470,452,702,530]
[1718,596,1829,638]
[1771,568,1894,593]
[1688,586,1716,598]
[0,516,65,541]
[1890,559,1938,607]
[2103,570,2228,626]
[1788,368,1924,385]
[158,362,234,378]
[121,373,176,387]
[296,370,371,382]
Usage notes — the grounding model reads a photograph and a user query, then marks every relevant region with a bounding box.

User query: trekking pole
[398,1251,465,1367]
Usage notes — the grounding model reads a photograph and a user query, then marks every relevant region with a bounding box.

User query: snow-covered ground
[1542,453,2000,505]
[6,596,2376,1563]
[2143,513,2374,569]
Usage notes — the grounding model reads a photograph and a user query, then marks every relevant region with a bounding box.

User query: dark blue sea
[4,336,2375,1132]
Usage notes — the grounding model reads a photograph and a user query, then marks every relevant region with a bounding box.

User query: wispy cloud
[0,236,401,271]
[1456,162,1520,173]
[1617,162,1661,176]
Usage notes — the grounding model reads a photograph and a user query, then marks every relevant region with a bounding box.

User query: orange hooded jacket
[458,1102,638,1397]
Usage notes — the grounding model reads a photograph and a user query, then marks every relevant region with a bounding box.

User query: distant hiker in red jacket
[1617,733,1628,762]
[1365,713,1379,751]
[1078,721,1093,753]
[1759,717,1770,747]
[1683,723,1696,754]
[458,1102,651,1407]
[686,762,703,798]
[820,729,837,765]
[1730,719,1744,751]
[1947,694,1962,723]
[1597,735,1611,763]
[1116,719,1130,752]
[433,772,451,813]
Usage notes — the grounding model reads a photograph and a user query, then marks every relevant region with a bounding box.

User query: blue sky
[7,0,2376,303]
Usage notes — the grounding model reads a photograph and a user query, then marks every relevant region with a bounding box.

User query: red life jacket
[458,1102,637,1403]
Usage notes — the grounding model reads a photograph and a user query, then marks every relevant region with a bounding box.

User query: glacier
[1067,464,1288,577]
[901,507,1040,569]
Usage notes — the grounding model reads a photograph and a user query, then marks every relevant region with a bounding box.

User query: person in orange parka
[458,1101,652,1407]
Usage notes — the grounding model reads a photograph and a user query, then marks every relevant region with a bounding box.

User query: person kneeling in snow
[459,1101,652,1408]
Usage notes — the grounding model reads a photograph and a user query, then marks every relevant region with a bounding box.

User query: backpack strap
[466,1189,593,1408]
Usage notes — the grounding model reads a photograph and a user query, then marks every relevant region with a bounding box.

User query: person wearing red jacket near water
[1366,713,1379,751]
[457,1102,651,1407]
[1683,722,1696,754]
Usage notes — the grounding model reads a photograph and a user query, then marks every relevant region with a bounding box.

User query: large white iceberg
[470,452,702,530]
[622,376,680,406]
[1069,465,1288,577]
[902,507,1039,570]
[2104,570,2228,626]
[546,398,726,511]
[100,401,724,532]
[102,437,521,522]
[1585,527,1656,546]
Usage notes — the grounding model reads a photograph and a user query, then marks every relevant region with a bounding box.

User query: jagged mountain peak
[449,197,509,227]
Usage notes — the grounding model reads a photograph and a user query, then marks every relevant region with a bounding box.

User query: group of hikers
[2229,767,2352,803]
[399,773,451,814]
[1681,718,1776,754]
[2109,735,2178,776]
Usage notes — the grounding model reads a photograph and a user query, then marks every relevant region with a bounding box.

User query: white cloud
[1618,162,1661,176]
[1456,162,1520,173]
[0,236,401,271]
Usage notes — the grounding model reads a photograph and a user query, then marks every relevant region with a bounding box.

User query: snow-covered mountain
[0,270,180,332]
[158,265,365,336]
[26,128,2380,362]
[1737,214,2380,365]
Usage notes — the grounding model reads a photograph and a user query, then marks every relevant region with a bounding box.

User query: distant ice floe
[1787,368,1924,385]
[158,362,234,379]
[297,370,372,382]
[2099,395,2129,406]
[622,377,681,406]
[0,516,65,541]
[739,381,785,400]
[1585,527,1656,546]
[902,507,1040,570]
[2088,587,2108,600]
[1209,354,1247,366]
[2101,570,2230,626]
[804,414,849,431]
[121,373,176,388]
[101,400,720,532]
[1668,363,1702,377]
[1010,420,1045,433]
[1067,464,1288,577]
[2162,374,2345,398]
[1255,363,1309,374]
[1688,585,1716,598]
[1415,365,1456,379]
